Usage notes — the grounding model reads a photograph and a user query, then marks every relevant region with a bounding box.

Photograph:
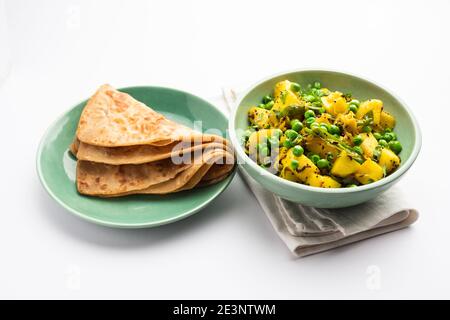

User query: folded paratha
[72,84,235,197]
[77,84,215,147]
[79,148,234,197]
[71,138,232,165]
[76,159,191,196]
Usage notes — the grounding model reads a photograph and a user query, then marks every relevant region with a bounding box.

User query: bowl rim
[229,68,422,194]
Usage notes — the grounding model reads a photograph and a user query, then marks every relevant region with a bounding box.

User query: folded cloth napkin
[220,87,419,258]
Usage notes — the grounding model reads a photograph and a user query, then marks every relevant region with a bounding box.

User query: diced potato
[304,136,338,159]
[336,113,358,134]
[355,159,384,184]
[282,152,320,183]
[274,80,291,99]
[342,132,354,146]
[272,91,302,114]
[304,173,341,188]
[275,146,289,162]
[356,99,383,125]
[333,99,348,114]
[360,133,378,158]
[294,155,320,182]
[380,111,396,129]
[304,173,324,187]
[321,91,347,115]
[320,88,331,95]
[247,129,274,160]
[372,101,383,124]
[378,148,400,173]
[356,101,371,118]
[331,150,361,178]
[316,113,332,125]
[268,111,281,129]
[280,167,299,182]
[248,106,271,129]
[247,129,273,147]
[284,91,301,106]
[321,176,341,188]
[320,93,334,111]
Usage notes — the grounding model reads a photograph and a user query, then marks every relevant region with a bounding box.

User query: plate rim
[36,85,235,228]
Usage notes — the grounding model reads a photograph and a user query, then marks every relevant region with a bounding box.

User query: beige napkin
[220,87,419,258]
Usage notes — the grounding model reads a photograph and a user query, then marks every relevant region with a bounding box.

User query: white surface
[0,0,449,299]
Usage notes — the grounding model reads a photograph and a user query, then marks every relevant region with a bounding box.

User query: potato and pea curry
[243,80,402,188]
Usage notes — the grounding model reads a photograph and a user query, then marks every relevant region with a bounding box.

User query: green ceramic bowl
[37,86,235,228]
[229,69,421,208]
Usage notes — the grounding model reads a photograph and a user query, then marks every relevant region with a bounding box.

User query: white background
[0,0,449,299]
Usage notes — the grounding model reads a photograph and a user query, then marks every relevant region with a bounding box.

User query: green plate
[37,86,235,228]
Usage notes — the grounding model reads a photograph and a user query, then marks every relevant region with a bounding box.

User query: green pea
[378,139,388,147]
[310,122,320,131]
[283,139,294,148]
[294,133,303,143]
[329,124,340,135]
[290,159,299,170]
[373,132,382,140]
[304,95,316,102]
[390,132,397,140]
[347,184,358,188]
[383,132,395,142]
[362,118,372,126]
[257,143,267,152]
[311,88,320,96]
[353,146,363,155]
[304,110,315,119]
[290,82,301,92]
[349,104,358,113]
[353,135,363,146]
[292,145,304,157]
[319,107,326,114]
[268,137,279,147]
[305,118,316,128]
[320,123,329,132]
[310,154,320,164]
[292,121,303,132]
[262,95,273,104]
[285,129,298,140]
[317,158,330,169]
[313,81,321,89]
[363,125,372,133]
[260,146,270,157]
[388,141,402,154]
[258,103,265,109]
[349,99,360,107]
[271,128,283,139]
[264,101,275,110]
[384,132,393,140]
[290,119,303,132]
[312,101,322,108]
[327,153,334,162]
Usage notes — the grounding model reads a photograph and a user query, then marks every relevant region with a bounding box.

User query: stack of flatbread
[70,84,234,197]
